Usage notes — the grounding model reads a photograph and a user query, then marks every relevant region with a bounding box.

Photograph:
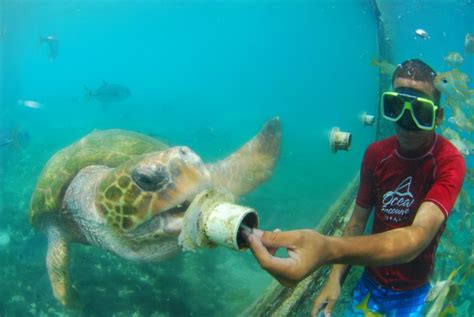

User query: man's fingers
[252,228,296,249]
[311,299,327,317]
[246,232,273,263]
[268,246,278,256]
[268,228,282,255]
[247,233,297,274]
[242,228,281,255]
[324,298,336,316]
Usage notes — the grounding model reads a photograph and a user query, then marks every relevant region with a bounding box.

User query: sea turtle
[29,118,281,307]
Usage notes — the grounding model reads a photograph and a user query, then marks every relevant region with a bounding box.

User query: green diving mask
[381,87,438,131]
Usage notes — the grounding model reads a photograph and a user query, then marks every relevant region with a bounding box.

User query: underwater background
[0,0,473,316]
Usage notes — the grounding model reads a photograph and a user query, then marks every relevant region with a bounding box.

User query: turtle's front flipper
[207,117,281,197]
[46,226,77,308]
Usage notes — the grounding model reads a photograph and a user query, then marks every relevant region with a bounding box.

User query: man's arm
[246,201,445,286]
[327,204,370,283]
[329,201,445,266]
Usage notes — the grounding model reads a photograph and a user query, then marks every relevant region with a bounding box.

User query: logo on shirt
[381,176,415,222]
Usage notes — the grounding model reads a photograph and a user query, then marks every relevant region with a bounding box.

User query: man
[244,59,465,316]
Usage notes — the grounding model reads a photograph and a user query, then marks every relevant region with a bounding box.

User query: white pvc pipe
[179,190,259,251]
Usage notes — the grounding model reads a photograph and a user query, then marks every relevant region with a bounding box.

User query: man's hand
[244,228,331,287]
[311,277,341,317]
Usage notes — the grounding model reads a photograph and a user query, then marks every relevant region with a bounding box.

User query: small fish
[0,128,29,149]
[462,138,474,153]
[415,28,430,39]
[0,140,13,147]
[441,127,461,141]
[439,304,456,317]
[426,265,463,317]
[39,35,59,61]
[465,32,474,55]
[370,58,397,77]
[84,81,131,105]
[17,99,42,109]
[449,138,470,155]
[434,68,471,103]
[443,52,464,67]
[426,280,452,302]
[355,293,384,317]
[447,108,474,132]
[466,168,474,187]
[466,90,474,107]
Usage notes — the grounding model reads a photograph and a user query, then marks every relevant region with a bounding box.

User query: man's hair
[392,59,441,105]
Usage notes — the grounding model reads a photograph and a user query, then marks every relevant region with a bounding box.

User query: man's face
[392,77,443,152]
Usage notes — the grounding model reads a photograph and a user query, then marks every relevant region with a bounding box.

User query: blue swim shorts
[343,271,430,317]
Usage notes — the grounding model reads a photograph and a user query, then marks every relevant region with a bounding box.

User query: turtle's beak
[160,199,192,234]
[161,213,184,235]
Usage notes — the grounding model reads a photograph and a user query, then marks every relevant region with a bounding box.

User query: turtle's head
[95,146,212,237]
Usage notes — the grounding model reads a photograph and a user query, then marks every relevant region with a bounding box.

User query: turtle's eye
[132,165,169,192]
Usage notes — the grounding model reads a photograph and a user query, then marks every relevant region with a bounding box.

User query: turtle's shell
[29,129,168,228]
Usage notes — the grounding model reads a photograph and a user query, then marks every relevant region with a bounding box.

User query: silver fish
[415,28,430,39]
[18,99,42,109]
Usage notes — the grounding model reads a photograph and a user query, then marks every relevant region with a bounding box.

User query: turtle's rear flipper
[46,226,78,308]
[207,117,281,197]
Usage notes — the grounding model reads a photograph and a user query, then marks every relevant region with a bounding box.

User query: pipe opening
[237,212,259,249]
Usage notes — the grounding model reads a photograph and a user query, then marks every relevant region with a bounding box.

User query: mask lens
[411,99,434,127]
[383,94,404,119]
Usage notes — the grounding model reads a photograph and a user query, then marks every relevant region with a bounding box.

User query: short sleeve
[356,144,377,209]
[423,153,465,218]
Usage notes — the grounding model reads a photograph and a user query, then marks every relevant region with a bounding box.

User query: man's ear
[436,107,444,126]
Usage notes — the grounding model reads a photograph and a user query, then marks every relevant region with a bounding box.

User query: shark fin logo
[391,176,414,198]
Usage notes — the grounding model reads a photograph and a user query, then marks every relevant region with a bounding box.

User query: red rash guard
[356,134,465,290]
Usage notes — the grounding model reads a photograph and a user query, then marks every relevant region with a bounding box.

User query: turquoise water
[0,0,473,316]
